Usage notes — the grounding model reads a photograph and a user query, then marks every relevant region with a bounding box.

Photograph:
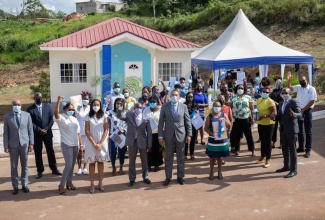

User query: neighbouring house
[39,17,200,103]
[76,0,127,13]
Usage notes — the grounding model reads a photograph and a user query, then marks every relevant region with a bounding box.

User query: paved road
[0,118,324,219]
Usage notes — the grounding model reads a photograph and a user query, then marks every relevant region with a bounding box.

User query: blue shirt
[193,92,208,116]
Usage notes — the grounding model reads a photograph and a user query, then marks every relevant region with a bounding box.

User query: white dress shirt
[292,84,317,109]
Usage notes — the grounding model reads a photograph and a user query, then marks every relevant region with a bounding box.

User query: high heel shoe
[66,182,76,190]
[98,184,105,192]
[89,186,95,194]
[58,185,66,195]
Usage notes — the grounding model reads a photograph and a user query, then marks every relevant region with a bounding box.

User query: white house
[76,0,127,13]
[39,17,200,103]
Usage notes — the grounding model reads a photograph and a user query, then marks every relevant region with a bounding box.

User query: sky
[0,0,122,15]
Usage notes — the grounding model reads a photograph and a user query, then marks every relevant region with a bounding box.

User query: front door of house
[124,61,143,98]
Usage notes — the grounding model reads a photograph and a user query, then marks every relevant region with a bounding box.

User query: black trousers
[280,132,298,172]
[185,125,197,156]
[231,118,255,152]
[258,124,275,160]
[272,118,279,143]
[34,136,57,173]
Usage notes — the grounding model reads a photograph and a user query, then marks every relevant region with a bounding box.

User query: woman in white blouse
[143,96,163,172]
[54,96,83,195]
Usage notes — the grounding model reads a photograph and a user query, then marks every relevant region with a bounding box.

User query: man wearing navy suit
[27,92,61,179]
[3,99,34,195]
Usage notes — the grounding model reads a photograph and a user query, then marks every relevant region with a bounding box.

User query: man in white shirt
[105,82,124,111]
[287,72,317,158]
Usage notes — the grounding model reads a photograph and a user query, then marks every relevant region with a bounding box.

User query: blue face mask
[124,93,129,98]
[82,100,89,106]
[170,96,178,103]
[154,90,159,95]
[135,108,142,115]
[261,92,269,99]
[149,102,157,109]
[213,107,221,113]
[181,83,185,88]
[114,88,120,93]
[13,105,21,113]
[67,110,74,116]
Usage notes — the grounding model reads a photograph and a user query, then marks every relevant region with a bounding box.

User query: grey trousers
[10,145,29,189]
[128,139,149,182]
[60,142,78,186]
[165,136,185,180]
[280,132,298,172]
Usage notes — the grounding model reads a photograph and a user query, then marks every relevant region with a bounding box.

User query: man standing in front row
[158,90,192,186]
[3,99,34,195]
[27,92,61,179]
[276,88,301,178]
[287,72,317,158]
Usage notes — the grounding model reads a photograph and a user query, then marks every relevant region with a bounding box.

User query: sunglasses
[262,91,270,94]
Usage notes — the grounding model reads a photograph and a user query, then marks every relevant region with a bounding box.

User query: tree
[30,72,51,103]
[53,10,67,19]
[22,0,49,18]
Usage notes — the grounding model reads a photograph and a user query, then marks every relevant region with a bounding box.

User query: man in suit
[158,90,192,186]
[27,92,61,179]
[117,102,152,187]
[3,99,34,195]
[276,88,301,178]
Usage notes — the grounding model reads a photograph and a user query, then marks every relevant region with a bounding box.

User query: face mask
[35,98,42,105]
[124,93,129,98]
[221,88,227,93]
[275,81,282,89]
[237,89,244,95]
[196,88,202,92]
[135,108,142,115]
[93,106,100,112]
[300,81,307,87]
[142,96,148,101]
[170,96,178,103]
[13,105,21,113]
[118,106,123,111]
[280,94,290,101]
[67,110,74,116]
[149,102,157,109]
[197,79,202,82]
[82,100,89,106]
[213,107,221,113]
[114,88,120,93]
[186,97,193,102]
[154,90,159,95]
[181,83,185,88]
[261,92,269,99]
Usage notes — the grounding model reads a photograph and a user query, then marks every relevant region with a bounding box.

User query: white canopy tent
[191,9,314,88]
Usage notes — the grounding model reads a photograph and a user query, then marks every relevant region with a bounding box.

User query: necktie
[38,106,42,118]
[16,114,20,127]
[282,101,287,113]
[172,104,177,119]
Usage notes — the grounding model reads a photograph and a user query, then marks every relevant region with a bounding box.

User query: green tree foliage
[30,72,51,102]
[53,10,67,19]
[22,0,50,18]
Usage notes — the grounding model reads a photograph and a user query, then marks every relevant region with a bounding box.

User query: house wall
[76,2,125,13]
[49,50,97,104]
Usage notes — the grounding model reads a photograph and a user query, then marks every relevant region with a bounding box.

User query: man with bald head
[27,92,61,179]
[3,99,34,194]
[288,72,317,158]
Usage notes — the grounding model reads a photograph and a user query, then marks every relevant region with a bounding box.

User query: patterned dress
[206,113,230,158]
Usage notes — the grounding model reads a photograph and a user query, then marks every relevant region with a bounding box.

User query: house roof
[40,17,200,50]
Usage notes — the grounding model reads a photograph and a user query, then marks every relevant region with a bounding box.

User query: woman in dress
[255,86,277,168]
[84,99,109,193]
[204,101,231,180]
[229,84,255,157]
[184,92,198,160]
[139,92,149,110]
[54,96,82,195]
[143,95,163,171]
[108,98,127,176]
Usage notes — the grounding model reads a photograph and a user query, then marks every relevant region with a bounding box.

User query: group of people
[3,70,317,195]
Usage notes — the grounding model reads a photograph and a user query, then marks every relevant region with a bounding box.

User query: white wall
[49,50,98,104]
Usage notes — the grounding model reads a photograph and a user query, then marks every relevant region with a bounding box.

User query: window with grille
[158,63,182,81]
[60,63,87,84]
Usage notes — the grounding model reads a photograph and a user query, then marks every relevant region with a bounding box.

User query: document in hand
[191,114,204,130]
[149,118,158,132]
[110,130,126,149]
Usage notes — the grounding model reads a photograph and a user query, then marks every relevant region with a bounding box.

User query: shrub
[30,72,51,103]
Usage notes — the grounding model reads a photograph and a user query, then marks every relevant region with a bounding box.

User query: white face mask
[93,106,100,112]
[237,89,244,95]
[118,106,123,111]
[280,94,290,101]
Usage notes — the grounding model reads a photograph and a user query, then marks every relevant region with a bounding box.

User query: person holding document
[84,99,109,193]
[143,96,163,172]
[117,102,152,187]
[204,101,231,180]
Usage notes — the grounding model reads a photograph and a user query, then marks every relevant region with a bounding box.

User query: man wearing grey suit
[118,102,152,187]
[3,99,34,195]
[276,88,301,178]
[158,90,192,186]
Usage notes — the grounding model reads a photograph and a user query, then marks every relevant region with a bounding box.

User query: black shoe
[163,179,171,186]
[36,172,42,179]
[284,171,297,178]
[128,181,135,187]
[276,167,290,173]
[297,148,305,153]
[52,170,62,175]
[12,188,18,195]
[256,139,261,143]
[22,186,30,193]
[177,178,185,185]
[143,179,151,184]
[305,151,310,158]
